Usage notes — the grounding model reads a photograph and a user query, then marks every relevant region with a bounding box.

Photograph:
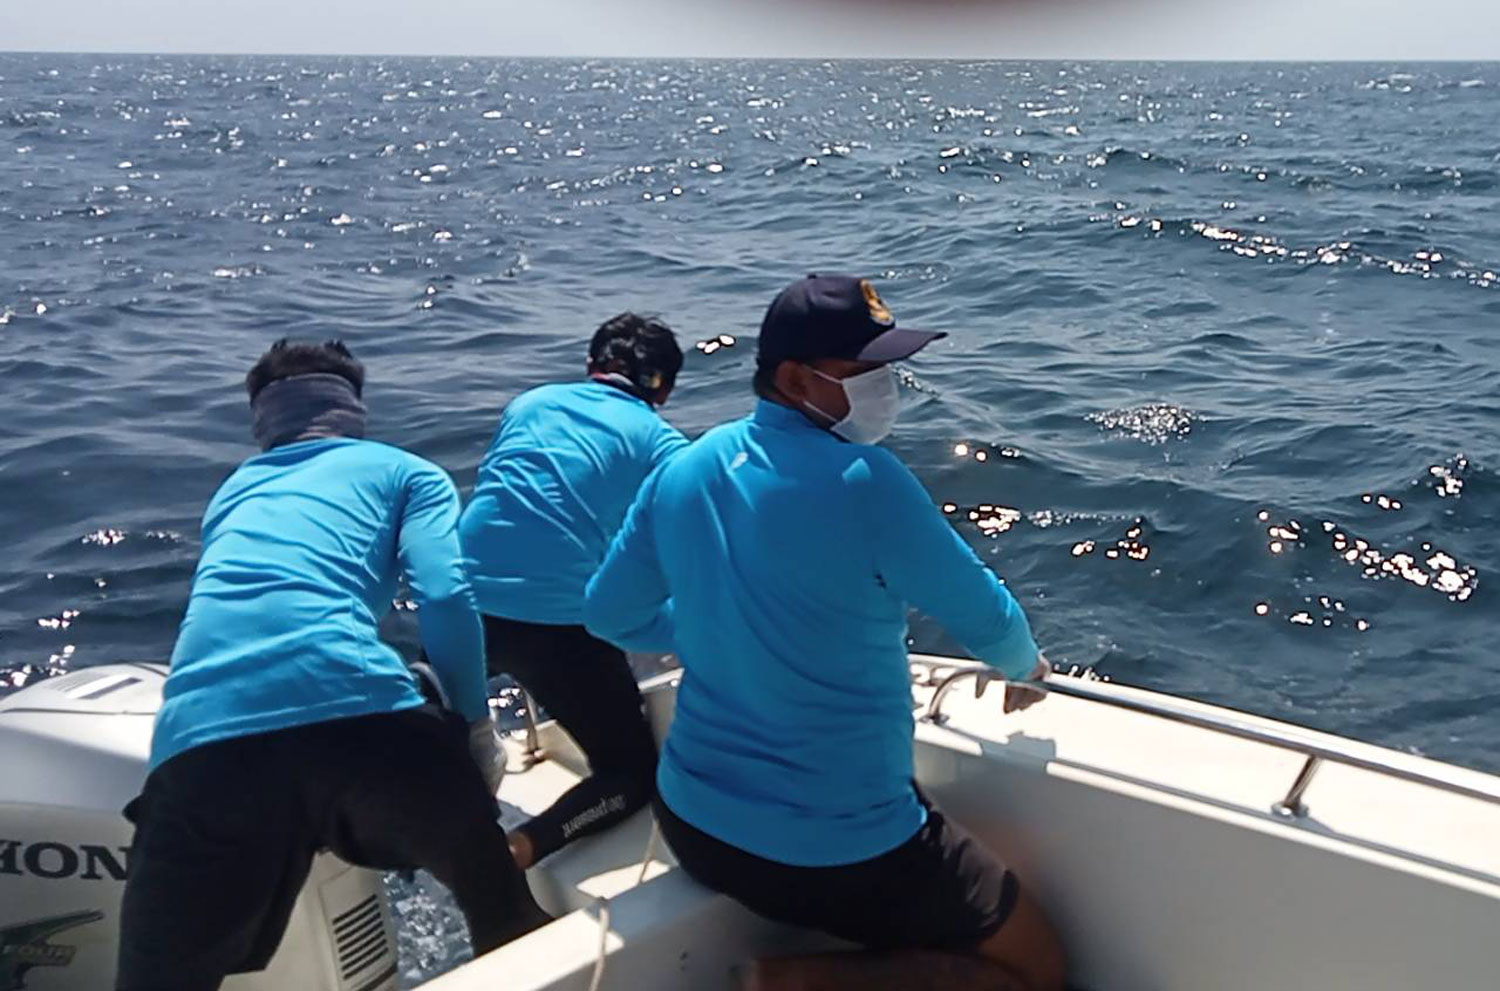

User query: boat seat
[439,674,844,991]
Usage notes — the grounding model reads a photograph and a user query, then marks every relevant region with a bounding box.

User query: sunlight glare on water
[1,55,1497,985]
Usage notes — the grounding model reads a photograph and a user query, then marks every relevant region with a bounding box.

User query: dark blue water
[2,55,1498,981]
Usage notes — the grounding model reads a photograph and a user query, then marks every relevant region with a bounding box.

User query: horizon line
[2,49,1499,63]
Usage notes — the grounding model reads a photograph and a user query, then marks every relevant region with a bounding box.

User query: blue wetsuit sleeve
[584,470,675,652]
[650,421,690,468]
[398,463,489,722]
[865,452,1039,680]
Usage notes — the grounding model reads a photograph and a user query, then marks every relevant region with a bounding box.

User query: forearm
[584,471,673,652]
[585,595,674,653]
[963,591,1040,680]
[417,595,488,722]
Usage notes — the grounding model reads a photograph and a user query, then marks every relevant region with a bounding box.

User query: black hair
[588,313,683,401]
[245,338,365,402]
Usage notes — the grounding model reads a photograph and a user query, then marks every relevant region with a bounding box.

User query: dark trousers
[484,615,658,864]
[116,705,547,991]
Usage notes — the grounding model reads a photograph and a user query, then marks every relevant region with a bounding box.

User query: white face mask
[805,365,901,445]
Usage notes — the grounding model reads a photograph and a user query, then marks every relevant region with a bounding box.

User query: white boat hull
[449,658,1500,991]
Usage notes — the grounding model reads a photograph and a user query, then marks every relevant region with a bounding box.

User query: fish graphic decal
[0,910,104,990]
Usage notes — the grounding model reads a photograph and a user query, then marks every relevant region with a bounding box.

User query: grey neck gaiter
[590,371,657,405]
[251,373,368,451]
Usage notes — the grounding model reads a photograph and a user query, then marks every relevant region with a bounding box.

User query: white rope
[586,895,611,991]
[636,817,662,886]
[586,816,666,991]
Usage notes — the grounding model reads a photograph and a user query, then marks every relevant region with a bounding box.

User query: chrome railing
[519,688,545,769]
[913,657,1500,819]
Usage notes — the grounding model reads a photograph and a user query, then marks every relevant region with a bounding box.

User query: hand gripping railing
[914,659,1500,819]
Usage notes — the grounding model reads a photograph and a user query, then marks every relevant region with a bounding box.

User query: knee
[1024,923,1068,990]
[1028,933,1068,991]
[981,886,1068,991]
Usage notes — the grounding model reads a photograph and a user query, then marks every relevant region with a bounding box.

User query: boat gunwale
[912,655,1500,810]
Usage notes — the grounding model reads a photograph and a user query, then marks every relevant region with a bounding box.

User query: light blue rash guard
[584,400,1039,867]
[459,380,688,626]
[151,437,487,771]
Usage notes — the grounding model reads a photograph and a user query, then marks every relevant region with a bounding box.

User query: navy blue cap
[757,274,946,369]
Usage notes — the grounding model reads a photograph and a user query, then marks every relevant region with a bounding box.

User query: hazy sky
[3,0,1499,59]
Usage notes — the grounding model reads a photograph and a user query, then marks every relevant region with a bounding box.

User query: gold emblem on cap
[860,280,895,327]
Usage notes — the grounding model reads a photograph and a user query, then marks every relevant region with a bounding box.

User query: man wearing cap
[584,275,1066,990]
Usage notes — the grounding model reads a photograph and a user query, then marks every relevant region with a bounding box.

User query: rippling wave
[2,55,1497,984]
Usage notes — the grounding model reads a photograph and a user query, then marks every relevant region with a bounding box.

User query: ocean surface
[2,55,1497,983]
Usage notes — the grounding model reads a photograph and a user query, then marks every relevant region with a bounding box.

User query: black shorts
[654,793,1018,952]
[116,705,542,991]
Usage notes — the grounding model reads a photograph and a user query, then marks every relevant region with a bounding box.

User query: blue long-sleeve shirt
[459,381,687,625]
[151,437,487,771]
[585,400,1038,867]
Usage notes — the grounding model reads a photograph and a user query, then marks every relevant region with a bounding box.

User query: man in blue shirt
[117,340,546,991]
[460,314,687,870]
[586,276,1067,991]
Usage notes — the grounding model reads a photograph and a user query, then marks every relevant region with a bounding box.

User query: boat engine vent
[326,888,397,991]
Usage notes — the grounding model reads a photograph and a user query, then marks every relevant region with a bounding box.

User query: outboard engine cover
[0,665,398,991]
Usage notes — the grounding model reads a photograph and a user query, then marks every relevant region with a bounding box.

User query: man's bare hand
[1004,656,1051,714]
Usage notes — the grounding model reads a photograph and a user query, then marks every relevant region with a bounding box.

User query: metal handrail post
[520,689,544,769]
[1274,755,1324,819]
